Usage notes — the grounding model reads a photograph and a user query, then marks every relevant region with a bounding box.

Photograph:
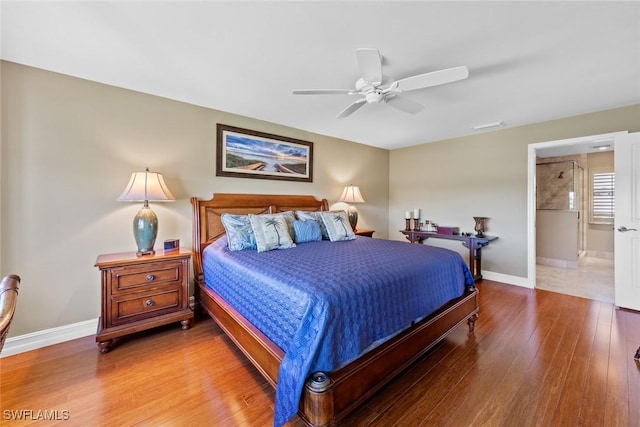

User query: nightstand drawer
[110,260,184,293]
[95,249,193,353]
[109,287,182,327]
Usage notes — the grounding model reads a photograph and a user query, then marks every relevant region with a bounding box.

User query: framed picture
[216,124,313,182]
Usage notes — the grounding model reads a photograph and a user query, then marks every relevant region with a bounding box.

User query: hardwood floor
[2,280,639,426]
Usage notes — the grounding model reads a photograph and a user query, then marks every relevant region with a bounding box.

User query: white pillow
[220,213,256,251]
[320,211,356,242]
[248,213,296,252]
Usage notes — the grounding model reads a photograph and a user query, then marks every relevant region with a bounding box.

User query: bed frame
[191,193,479,426]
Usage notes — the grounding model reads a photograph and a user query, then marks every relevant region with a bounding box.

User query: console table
[400,230,498,281]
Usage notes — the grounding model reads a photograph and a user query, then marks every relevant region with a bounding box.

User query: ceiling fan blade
[356,48,382,85]
[386,95,424,114]
[293,89,353,95]
[337,98,367,118]
[394,66,469,92]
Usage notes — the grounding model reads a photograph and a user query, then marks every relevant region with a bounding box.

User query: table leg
[467,246,477,280]
[465,239,487,282]
[475,247,483,280]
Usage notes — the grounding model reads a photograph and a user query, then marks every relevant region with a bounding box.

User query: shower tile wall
[536,157,587,265]
[537,162,577,210]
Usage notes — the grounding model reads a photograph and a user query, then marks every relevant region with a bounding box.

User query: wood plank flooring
[1,280,639,426]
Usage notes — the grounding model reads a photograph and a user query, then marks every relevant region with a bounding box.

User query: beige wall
[536,210,579,263]
[0,61,389,336]
[389,105,640,278]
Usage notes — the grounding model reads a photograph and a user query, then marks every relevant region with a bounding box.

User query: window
[590,168,615,224]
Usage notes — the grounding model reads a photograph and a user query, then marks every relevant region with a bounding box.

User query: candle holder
[413,218,421,231]
[473,216,487,237]
[405,218,411,231]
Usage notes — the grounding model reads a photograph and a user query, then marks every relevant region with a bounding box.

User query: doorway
[527,131,624,301]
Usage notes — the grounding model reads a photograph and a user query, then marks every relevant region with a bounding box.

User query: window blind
[591,171,615,223]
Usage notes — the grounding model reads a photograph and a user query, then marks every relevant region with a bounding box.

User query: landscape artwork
[216,124,313,182]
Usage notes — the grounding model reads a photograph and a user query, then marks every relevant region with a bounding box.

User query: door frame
[526,131,628,289]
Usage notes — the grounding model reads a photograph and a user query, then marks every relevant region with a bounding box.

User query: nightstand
[95,248,193,353]
[354,229,375,237]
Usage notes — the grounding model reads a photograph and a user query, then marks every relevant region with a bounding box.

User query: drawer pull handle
[145,299,154,307]
[146,274,155,281]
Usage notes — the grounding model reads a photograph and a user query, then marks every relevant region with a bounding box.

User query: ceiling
[1,1,639,151]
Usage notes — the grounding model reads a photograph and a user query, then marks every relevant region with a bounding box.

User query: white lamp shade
[117,168,175,202]
[338,185,365,204]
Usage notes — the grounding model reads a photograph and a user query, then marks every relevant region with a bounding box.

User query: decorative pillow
[296,210,329,240]
[249,214,296,252]
[320,211,356,242]
[276,210,297,239]
[292,219,322,243]
[220,213,256,251]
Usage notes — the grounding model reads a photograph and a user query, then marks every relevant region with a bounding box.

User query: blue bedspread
[203,236,474,426]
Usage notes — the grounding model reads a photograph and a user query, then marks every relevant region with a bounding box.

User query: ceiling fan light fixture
[365,91,384,104]
[355,78,370,91]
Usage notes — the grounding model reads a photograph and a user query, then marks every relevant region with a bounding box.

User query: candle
[414,208,420,219]
[405,211,411,219]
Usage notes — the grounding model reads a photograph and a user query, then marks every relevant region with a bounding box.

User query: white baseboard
[536,256,579,270]
[1,318,98,357]
[585,250,614,259]
[481,270,533,289]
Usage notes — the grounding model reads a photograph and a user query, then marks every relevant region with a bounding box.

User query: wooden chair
[0,274,21,354]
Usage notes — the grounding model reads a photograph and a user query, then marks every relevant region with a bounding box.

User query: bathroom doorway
[527,132,622,302]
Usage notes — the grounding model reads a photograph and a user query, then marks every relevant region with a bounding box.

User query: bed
[191,193,479,426]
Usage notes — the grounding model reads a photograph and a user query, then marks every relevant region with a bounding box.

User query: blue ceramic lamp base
[133,203,158,256]
[347,205,358,231]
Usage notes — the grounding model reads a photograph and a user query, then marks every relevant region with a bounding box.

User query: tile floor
[536,255,614,303]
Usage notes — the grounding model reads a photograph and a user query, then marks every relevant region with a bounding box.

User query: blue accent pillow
[296,210,329,240]
[220,213,256,251]
[292,219,322,243]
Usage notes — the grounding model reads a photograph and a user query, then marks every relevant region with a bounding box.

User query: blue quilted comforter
[203,236,474,426]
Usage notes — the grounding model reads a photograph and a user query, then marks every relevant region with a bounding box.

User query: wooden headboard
[190,193,328,282]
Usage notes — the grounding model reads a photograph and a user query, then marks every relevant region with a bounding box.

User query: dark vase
[473,216,487,237]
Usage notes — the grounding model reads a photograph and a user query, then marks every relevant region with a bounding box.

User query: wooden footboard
[196,279,478,426]
[300,288,478,426]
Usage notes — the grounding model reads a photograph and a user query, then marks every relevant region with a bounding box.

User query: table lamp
[338,185,365,231]
[117,168,175,255]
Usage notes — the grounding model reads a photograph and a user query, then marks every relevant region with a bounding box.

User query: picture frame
[216,124,313,182]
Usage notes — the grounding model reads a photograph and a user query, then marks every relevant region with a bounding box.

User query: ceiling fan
[292,48,469,118]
